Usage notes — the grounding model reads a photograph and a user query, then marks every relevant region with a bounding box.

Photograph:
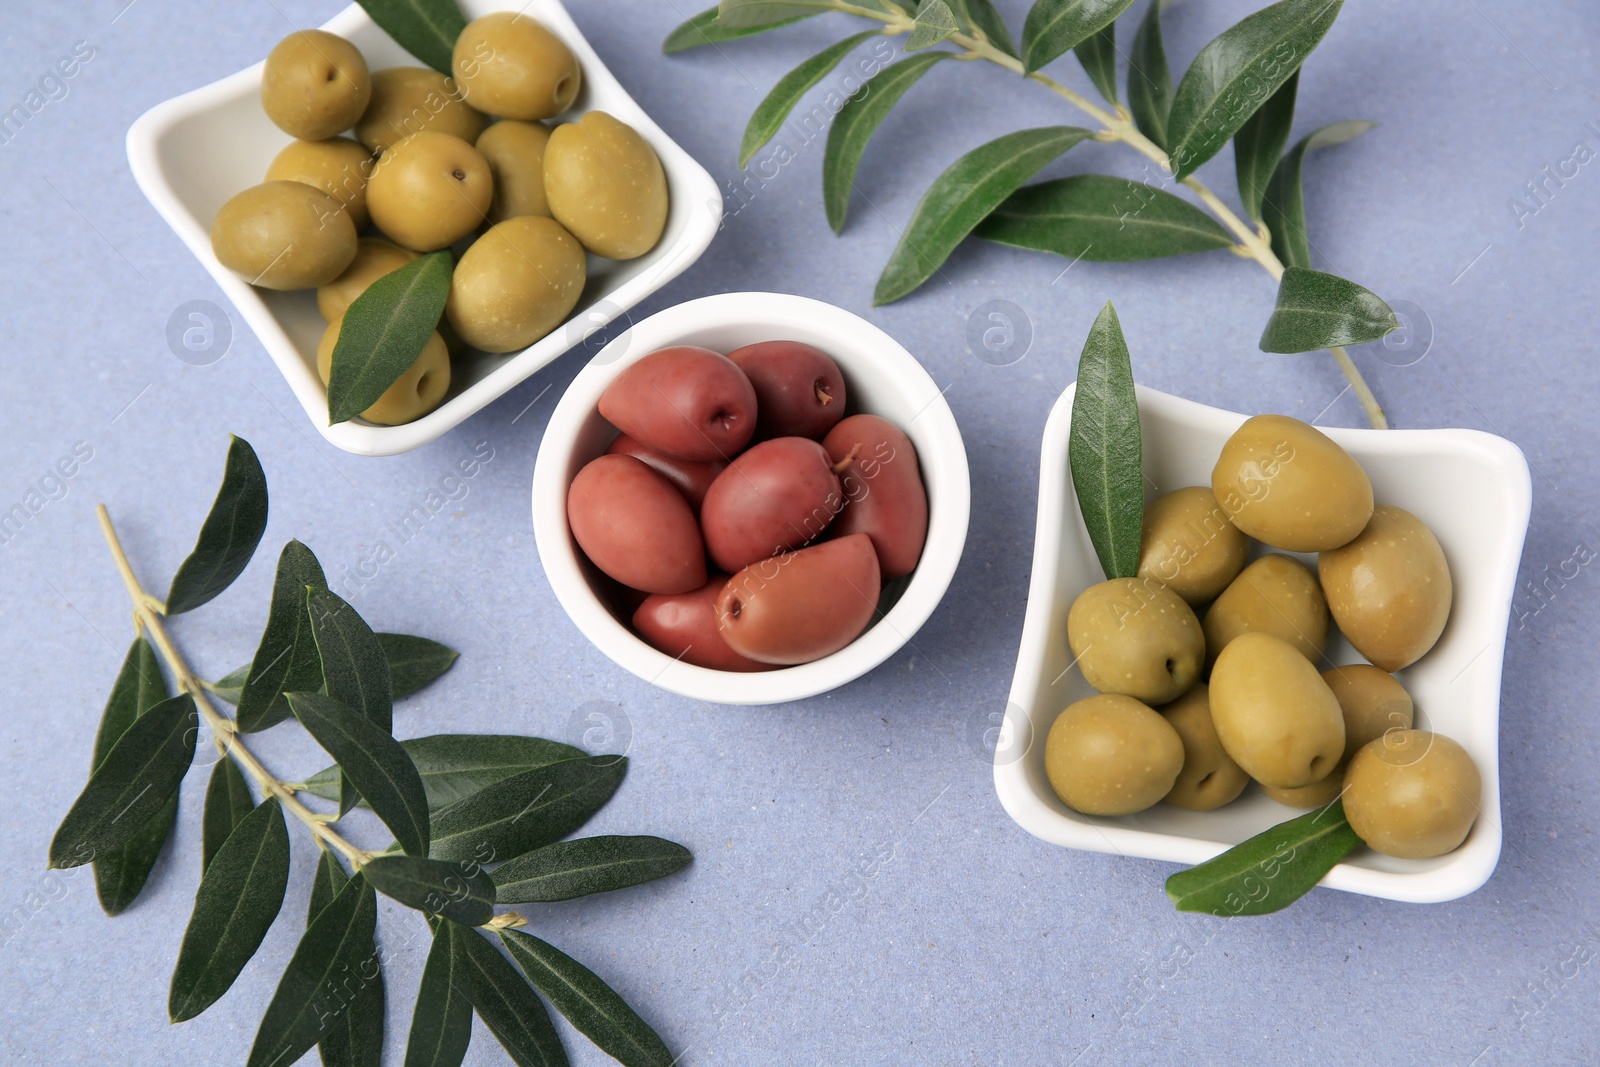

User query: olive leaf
[1259,266,1399,353]
[492,836,693,905]
[166,436,268,615]
[354,0,467,75]
[200,757,255,872]
[362,854,496,927]
[208,664,250,706]
[328,251,452,425]
[237,539,327,733]
[1261,119,1375,269]
[1126,0,1173,149]
[1073,23,1118,104]
[407,921,475,1067]
[664,6,816,53]
[717,0,847,29]
[451,927,568,1067]
[1233,70,1298,222]
[308,586,394,815]
[905,0,958,50]
[428,756,627,864]
[874,125,1093,304]
[302,734,586,811]
[742,32,878,169]
[1165,801,1362,915]
[214,631,458,712]
[974,174,1233,260]
[1069,302,1143,582]
[309,852,386,1067]
[1020,0,1136,74]
[947,0,1016,57]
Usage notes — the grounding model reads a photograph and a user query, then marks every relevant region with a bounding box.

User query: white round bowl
[531,292,971,705]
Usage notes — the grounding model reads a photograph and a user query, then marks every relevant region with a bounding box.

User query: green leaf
[1232,70,1297,222]
[906,0,957,50]
[169,797,291,1022]
[1258,266,1399,353]
[1073,23,1118,104]
[1166,801,1362,915]
[406,922,474,1067]
[361,854,496,927]
[664,6,816,53]
[1069,302,1143,582]
[948,0,1017,58]
[307,853,385,1067]
[823,52,952,234]
[354,0,466,75]
[50,693,197,869]
[91,637,167,769]
[308,586,394,815]
[309,849,349,924]
[428,756,627,865]
[974,174,1233,260]
[328,251,453,425]
[201,757,255,873]
[302,734,586,811]
[742,32,876,169]
[1261,119,1374,269]
[1165,0,1344,180]
[381,633,459,699]
[166,436,268,615]
[237,540,328,733]
[1020,0,1136,74]
[717,0,845,29]
[287,692,429,857]
[874,125,1093,304]
[452,928,567,1067]
[502,929,673,1067]
[1127,0,1172,149]
[208,664,250,706]
[493,836,693,905]
[248,874,379,1067]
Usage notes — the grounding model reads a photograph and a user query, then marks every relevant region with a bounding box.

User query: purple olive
[716,534,882,665]
[598,345,757,462]
[566,454,706,594]
[605,432,726,511]
[633,573,772,672]
[727,340,847,440]
[823,414,928,580]
[700,437,844,574]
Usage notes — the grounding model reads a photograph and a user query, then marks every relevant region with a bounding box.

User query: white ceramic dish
[997,384,1532,904]
[127,0,721,456]
[531,292,971,706]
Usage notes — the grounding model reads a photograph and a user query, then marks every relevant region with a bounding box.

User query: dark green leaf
[974,174,1232,260]
[428,756,627,865]
[287,692,429,857]
[1069,302,1143,581]
[874,125,1092,304]
[493,837,693,904]
[208,664,250,706]
[1232,70,1297,222]
[308,853,385,1067]
[201,757,255,872]
[906,0,957,50]
[406,922,474,1067]
[50,694,197,869]
[237,540,328,733]
[1073,23,1118,104]
[1165,0,1343,180]
[452,928,567,1067]
[354,0,466,75]
[166,436,268,615]
[381,633,459,699]
[1127,0,1172,149]
[1020,0,1136,74]
[1261,119,1374,269]
[169,798,291,1022]
[502,929,672,1067]
[742,32,876,169]
[91,637,166,769]
[309,849,349,924]
[948,0,1016,58]
[717,0,844,29]
[302,734,586,811]
[663,6,816,54]
[362,854,496,927]
[308,586,393,815]
[247,874,379,1067]
[823,52,952,234]
[1259,267,1399,353]
[328,251,453,425]
[1166,801,1362,915]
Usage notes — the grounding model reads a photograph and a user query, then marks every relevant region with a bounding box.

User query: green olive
[544,111,668,260]
[1158,683,1249,811]
[366,131,493,252]
[1260,771,1345,809]
[1263,664,1415,809]
[1202,553,1329,672]
[355,67,489,155]
[316,237,418,321]
[1319,505,1453,671]
[452,12,581,121]
[265,137,375,231]
[210,181,357,290]
[1212,414,1373,552]
[317,312,450,425]
[1137,486,1250,607]
[446,215,586,353]
[476,120,552,223]
[1210,632,1344,789]
[1066,578,1205,705]
[261,30,370,141]
[1344,730,1481,858]
[1045,694,1184,816]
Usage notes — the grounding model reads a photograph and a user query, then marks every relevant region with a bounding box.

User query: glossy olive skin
[1202,553,1330,672]
[1212,414,1374,552]
[316,313,449,425]
[1344,730,1481,858]
[366,131,493,252]
[453,13,581,121]
[1158,683,1249,811]
[717,534,880,665]
[824,415,928,580]
[1265,664,1417,809]
[446,215,586,352]
[727,341,847,440]
[1137,486,1250,607]
[1066,578,1205,705]
[1319,505,1453,671]
[316,237,418,321]
[1045,694,1185,816]
[355,67,488,154]
[633,574,771,673]
[701,438,842,574]
[1210,632,1345,789]
[476,120,551,222]
[545,111,668,260]
[598,347,758,462]
[567,455,705,595]
[261,30,370,141]
[605,433,725,511]
[211,181,357,290]
[265,137,375,230]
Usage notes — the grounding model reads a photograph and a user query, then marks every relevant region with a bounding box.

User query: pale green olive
[355,67,489,155]
[1260,771,1346,810]
[1344,730,1481,858]
[1212,414,1373,552]
[452,12,581,121]
[366,131,493,252]
[265,137,375,231]
[1210,632,1345,789]
[1319,505,1453,671]
[317,312,450,425]
[446,215,586,353]
[261,30,370,141]
[544,111,668,260]
[316,237,418,322]
[476,120,552,223]
[1262,666,1415,809]
[1045,694,1185,816]
[1137,486,1250,607]
[1203,553,1330,672]
[210,181,357,290]
[1066,578,1205,706]
[1159,683,1249,811]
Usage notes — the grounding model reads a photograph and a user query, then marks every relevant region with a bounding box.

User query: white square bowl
[127,0,721,456]
[996,384,1533,904]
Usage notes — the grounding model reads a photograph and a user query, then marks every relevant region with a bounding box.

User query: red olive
[605,432,726,511]
[633,573,772,672]
[597,345,757,462]
[726,340,847,440]
[823,414,928,580]
[716,534,881,665]
[566,455,706,594]
[700,437,843,574]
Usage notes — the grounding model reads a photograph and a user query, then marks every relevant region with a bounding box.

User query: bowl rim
[530,291,972,706]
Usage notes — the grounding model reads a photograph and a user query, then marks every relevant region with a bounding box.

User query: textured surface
[1,1,1597,1064]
